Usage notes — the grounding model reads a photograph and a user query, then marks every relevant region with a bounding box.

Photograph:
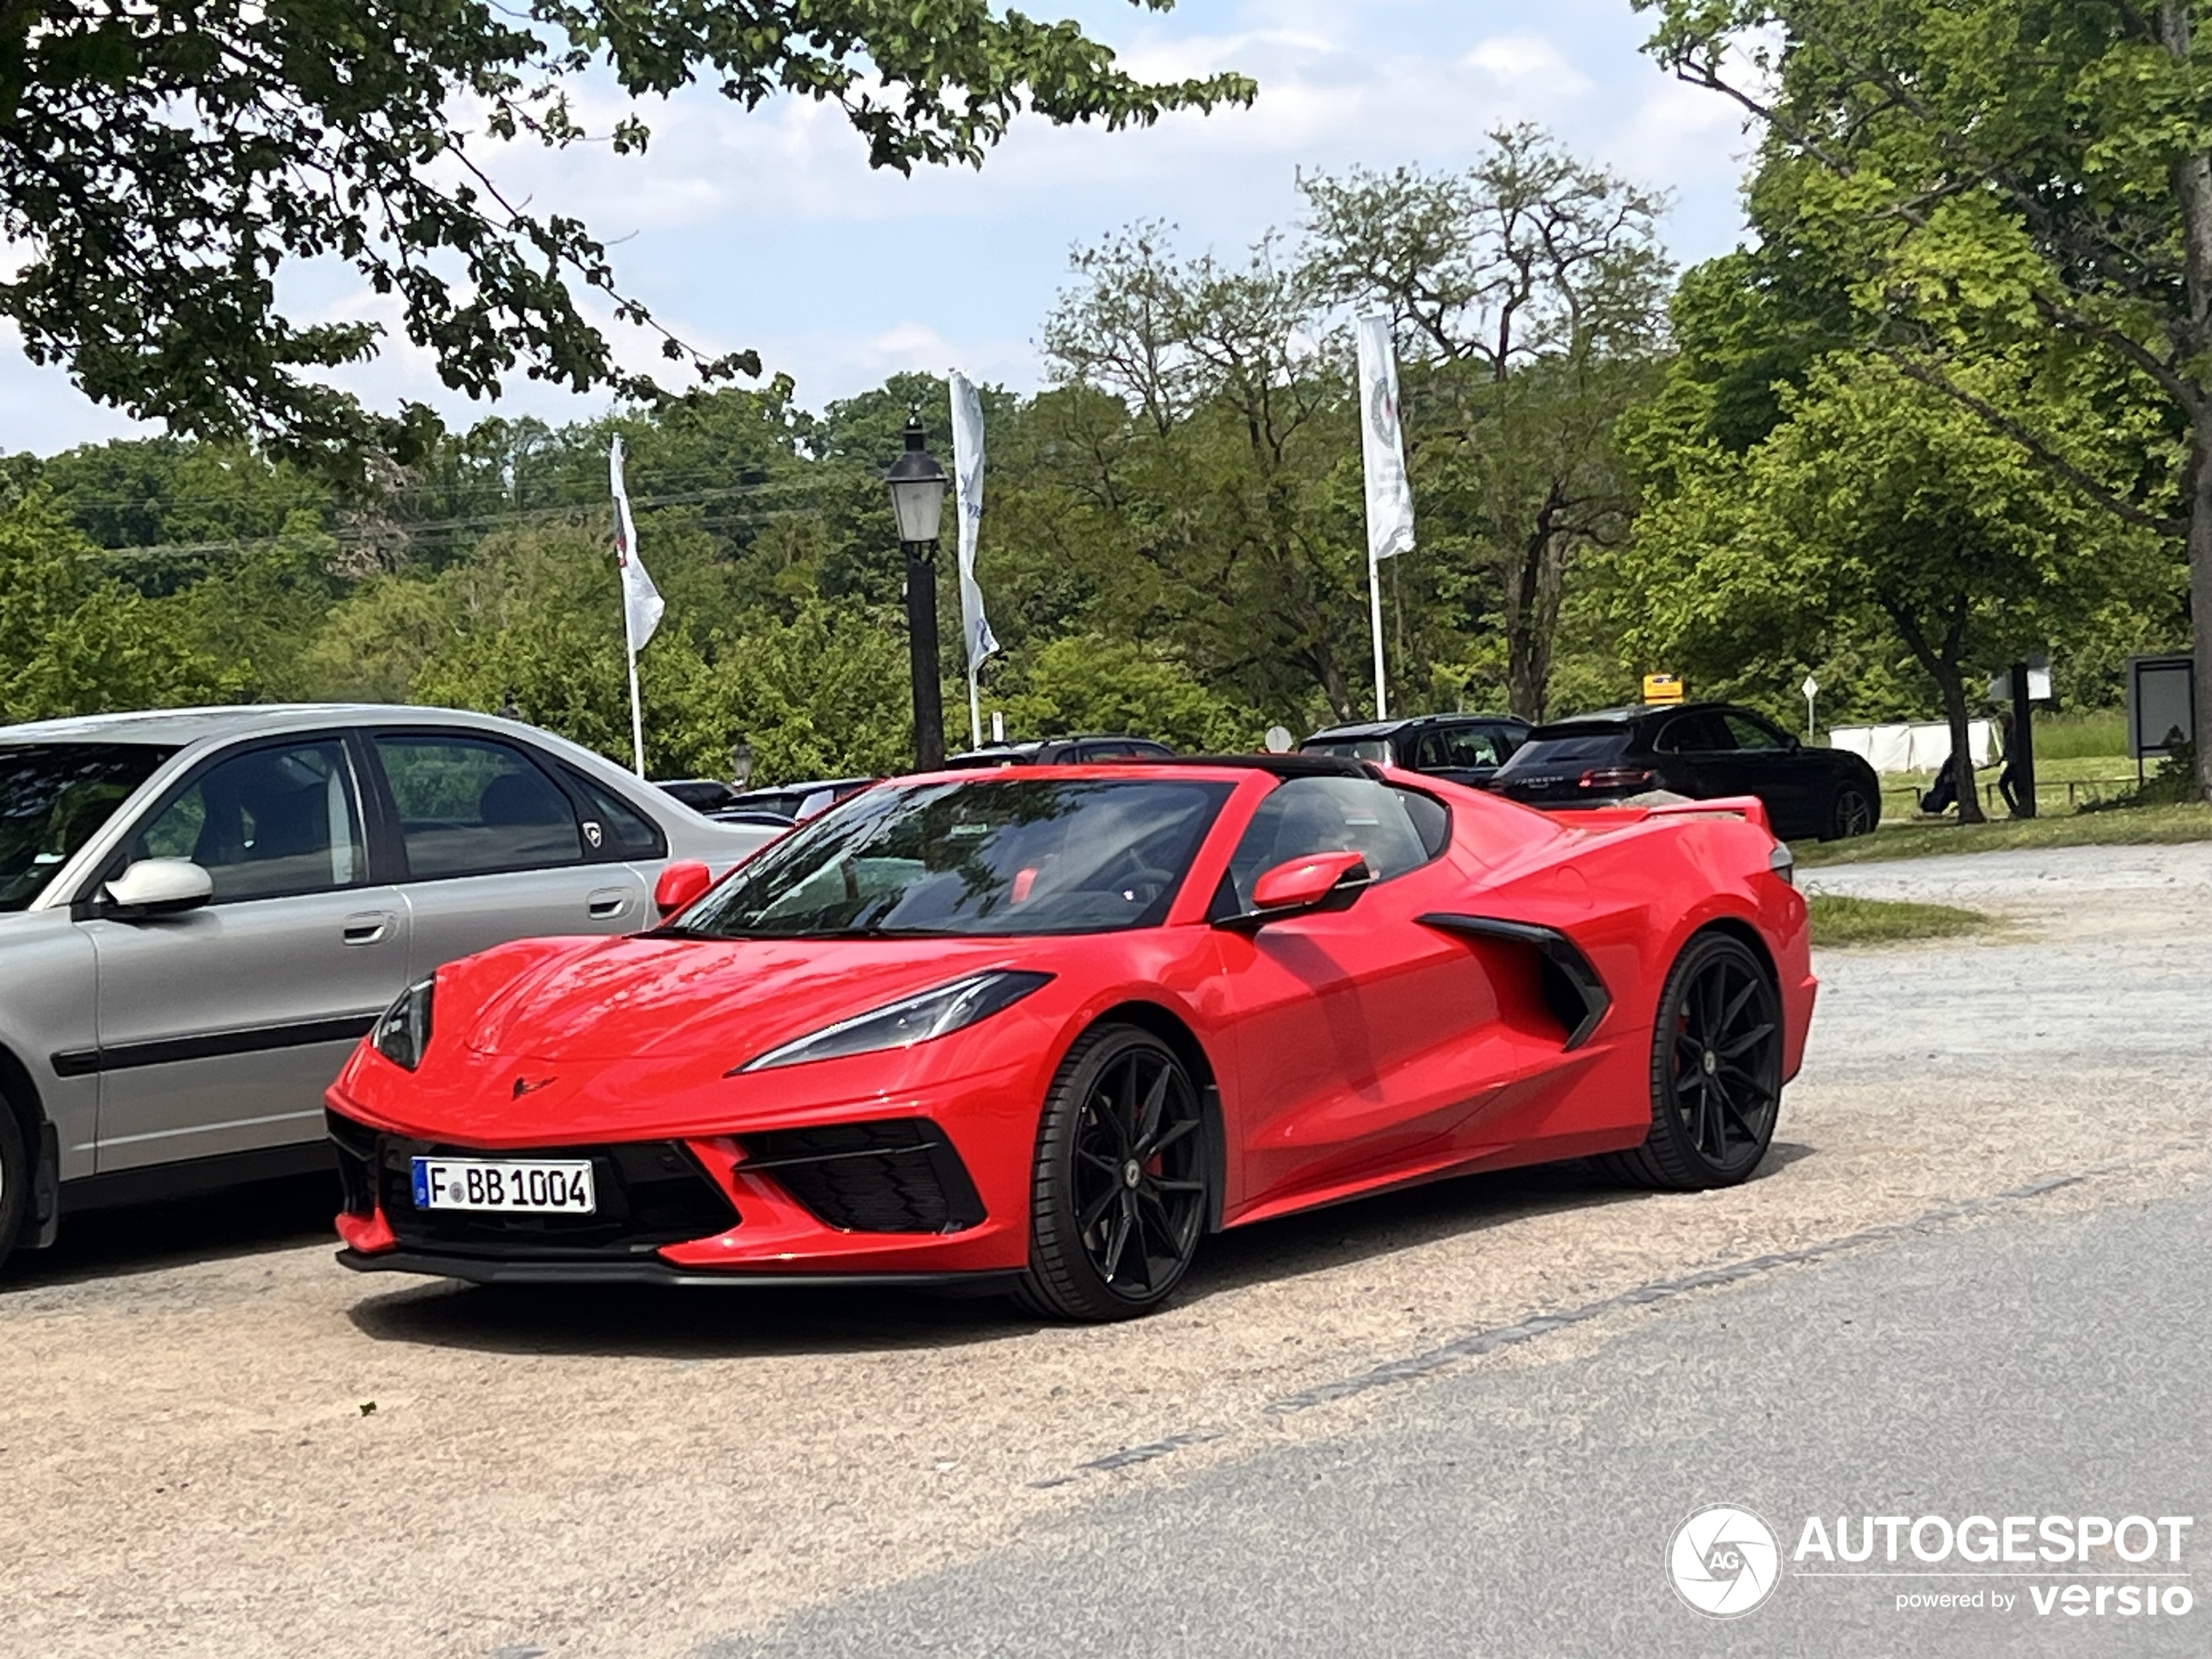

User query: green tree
[1637,0,2212,796]
[3,0,1251,469]
[998,634,1258,751]
[1300,130,1672,719]
[0,494,241,721]
[1625,354,2167,821]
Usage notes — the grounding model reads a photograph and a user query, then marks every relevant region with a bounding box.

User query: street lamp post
[886,414,950,771]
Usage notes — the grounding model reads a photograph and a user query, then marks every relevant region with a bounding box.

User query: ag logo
[1669,1505,1780,1618]
[583,820,604,849]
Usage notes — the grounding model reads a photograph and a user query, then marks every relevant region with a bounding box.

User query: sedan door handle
[587,888,632,921]
[342,911,396,947]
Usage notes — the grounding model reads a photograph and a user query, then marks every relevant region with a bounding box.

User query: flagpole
[968,664,982,751]
[625,629,647,778]
[1368,557,1388,720]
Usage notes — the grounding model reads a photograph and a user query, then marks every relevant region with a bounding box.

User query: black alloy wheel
[1018,1024,1208,1321]
[0,1103,28,1275]
[1604,932,1783,1190]
[1829,781,1878,840]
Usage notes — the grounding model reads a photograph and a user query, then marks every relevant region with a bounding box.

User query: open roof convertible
[325,755,1815,1320]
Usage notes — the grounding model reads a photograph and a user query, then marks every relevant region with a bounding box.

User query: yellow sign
[1642,672,1686,705]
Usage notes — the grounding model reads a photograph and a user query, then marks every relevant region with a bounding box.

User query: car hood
[453,932,1037,1065]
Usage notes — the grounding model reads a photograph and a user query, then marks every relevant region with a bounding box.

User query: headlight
[372,976,436,1070]
[1768,841,1797,887]
[734,970,1053,1074]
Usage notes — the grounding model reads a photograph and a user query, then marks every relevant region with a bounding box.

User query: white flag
[1355,314,1416,565]
[949,372,999,670]
[610,433,664,653]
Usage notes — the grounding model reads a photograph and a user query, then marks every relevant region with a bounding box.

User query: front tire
[1827,780,1878,840]
[1017,1025,1208,1322]
[1603,932,1783,1190]
[0,1106,29,1276]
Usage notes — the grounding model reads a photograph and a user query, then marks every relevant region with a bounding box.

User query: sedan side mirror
[1220,850,1373,929]
[104,858,214,919]
[653,860,714,920]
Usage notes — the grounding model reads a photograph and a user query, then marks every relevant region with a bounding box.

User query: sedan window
[375,735,583,880]
[0,743,174,911]
[1415,725,1509,770]
[132,739,364,902]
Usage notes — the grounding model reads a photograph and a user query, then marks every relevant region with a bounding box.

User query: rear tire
[1827,781,1878,840]
[1602,932,1783,1191]
[1016,1024,1207,1322]
[0,1105,29,1277]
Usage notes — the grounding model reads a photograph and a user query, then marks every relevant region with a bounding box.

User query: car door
[84,733,412,1172]
[1650,710,1735,797]
[1209,776,1502,1209]
[366,729,653,980]
[1716,709,1820,837]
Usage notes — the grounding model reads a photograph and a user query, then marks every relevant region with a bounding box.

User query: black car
[1299,713,1533,788]
[653,778,742,813]
[943,736,1177,768]
[1488,702,1881,841]
[717,776,879,823]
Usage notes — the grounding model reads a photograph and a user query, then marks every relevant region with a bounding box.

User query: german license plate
[410,1157,596,1214]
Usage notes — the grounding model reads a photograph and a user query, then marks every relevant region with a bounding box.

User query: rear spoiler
[1565,794,1774,838]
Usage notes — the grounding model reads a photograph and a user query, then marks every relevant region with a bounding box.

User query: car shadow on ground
[2,1172,341,1293]
[339,1141,1818,1360]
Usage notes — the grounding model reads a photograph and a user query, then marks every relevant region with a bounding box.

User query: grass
[1797,800,2212,867]
[1805,893,1994,948]
[2032,707,2129,760]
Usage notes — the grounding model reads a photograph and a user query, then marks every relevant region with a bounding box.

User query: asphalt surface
[707,1179,2212,1659]
[4,840,2208,1657]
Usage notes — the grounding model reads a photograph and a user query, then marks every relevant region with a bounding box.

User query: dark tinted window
[567,769,667,859]
[1396,786,1451,858]
[134,739,365,902]
[376,734,583,879]
[0,743,173,912]
[1224,777,1435,908]
[1722,711,1788,751]
[1414,725,1510,770]
[1497,729,1632,769]
[1656,712,1733,754]
[677,777,1233,938]
[1300,736,1393,764]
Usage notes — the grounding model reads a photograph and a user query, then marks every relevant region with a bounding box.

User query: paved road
[708,1179,2212,1658]
[4,843,2207,1657]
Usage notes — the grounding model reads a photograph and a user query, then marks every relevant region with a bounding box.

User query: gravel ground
[3,845,2207,1658]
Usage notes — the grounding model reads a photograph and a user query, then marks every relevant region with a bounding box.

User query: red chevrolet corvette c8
[326,755,1815,1319]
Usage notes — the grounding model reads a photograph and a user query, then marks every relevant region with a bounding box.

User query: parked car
[654,778,742,813]
[718,777,879,823]
[1299,713,1532,787]
[327,754,1813,1318]
[1487,702,1882,841]
[0,705,777,1270]
[944,736,1176,768]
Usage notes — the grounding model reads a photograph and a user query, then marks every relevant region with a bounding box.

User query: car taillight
[1579,766,1655,792]
[1768,841,1796,887]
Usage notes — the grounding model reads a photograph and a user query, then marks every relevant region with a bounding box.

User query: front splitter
[336,1246,1023,1292]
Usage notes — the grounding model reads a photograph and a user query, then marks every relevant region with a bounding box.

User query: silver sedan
[0,705,776,1268]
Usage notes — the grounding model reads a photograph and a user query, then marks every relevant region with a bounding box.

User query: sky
[0,0,1758,455]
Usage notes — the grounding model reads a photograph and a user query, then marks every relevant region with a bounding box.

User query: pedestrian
[1995,709,2025,818]
[1919,752,1959,816]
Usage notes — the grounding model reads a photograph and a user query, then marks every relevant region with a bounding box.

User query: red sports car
[326,756,1814,1320]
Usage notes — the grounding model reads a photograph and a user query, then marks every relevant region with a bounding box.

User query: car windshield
[672,776,1234,939]
[1301,738,1393,763]
[1497,729,1634,770]
[0,742,175,912]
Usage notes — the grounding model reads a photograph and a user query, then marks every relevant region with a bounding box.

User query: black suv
[1299,713,1533,788]
[944,736,1177,768]
[1488,702,1881,841]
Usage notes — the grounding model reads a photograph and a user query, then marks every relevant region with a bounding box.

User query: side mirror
[1223,850,1373,928]
[654,860,714,920]
[104,859,214,919]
